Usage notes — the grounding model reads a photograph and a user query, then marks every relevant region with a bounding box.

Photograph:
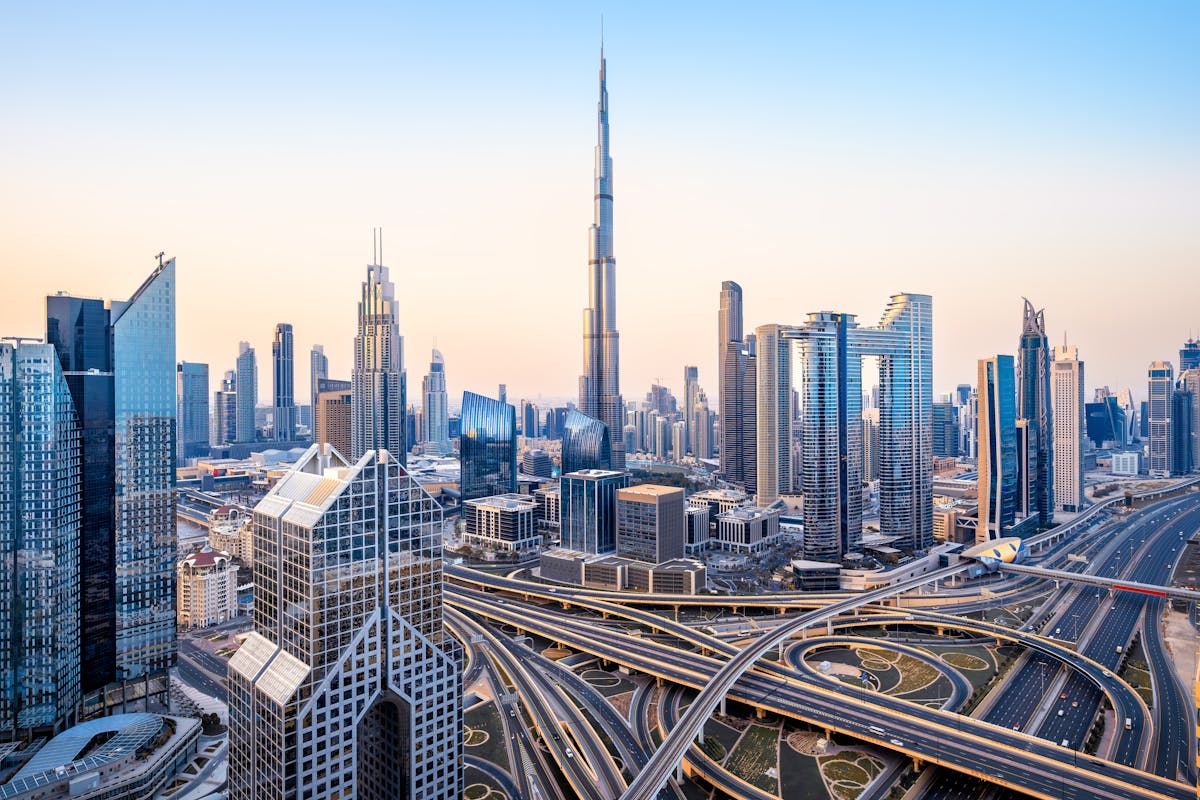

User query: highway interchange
[171,482,1200,800]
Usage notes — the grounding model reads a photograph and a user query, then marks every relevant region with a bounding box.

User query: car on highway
[1057,709,1065,717]
[889,738,904,747]
[1059,692,1067,699]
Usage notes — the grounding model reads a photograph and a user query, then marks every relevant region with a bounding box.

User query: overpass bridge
[997,562,1200,602]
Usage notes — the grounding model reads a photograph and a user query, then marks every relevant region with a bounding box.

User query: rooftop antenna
[155,251,165,267]
[372,228,377,265]
[379,227,383,265]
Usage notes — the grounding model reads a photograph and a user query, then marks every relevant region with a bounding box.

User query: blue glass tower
[459,391,516,502]
[561,469,629,554]
[1017,300,1054,527]
[978,355,1017,541]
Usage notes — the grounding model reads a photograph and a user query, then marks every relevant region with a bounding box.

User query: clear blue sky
[2,2,1197,403]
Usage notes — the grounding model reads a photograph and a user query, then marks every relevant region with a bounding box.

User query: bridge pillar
[778,641,786,661]
[912,757,923,770]
[824,727,833,740]
[697,721,704,742]
[601,610,609,620]
[756,707,767,720]
[561,601,569,610]
[826,621,833,635]
[936,626,944,636]
[719,697,726,715]
[657,676,664,688]
[779,607,788,615]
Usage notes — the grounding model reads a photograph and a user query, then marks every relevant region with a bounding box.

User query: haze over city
[2,2,1197,402]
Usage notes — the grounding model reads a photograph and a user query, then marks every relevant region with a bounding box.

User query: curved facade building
[460,390,517,502]
[561,408,612,475]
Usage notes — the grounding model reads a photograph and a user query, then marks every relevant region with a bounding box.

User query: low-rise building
[686,487,750,521]
[463,494,542,553]
[534,484,561,534]
[713,506,781,553]
[177,547,239,630]
[1110,451,1140,476]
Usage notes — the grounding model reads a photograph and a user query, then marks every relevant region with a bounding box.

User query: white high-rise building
[1147,361,1174,477]
[1050,344,1085,512]
[228,445,461,800]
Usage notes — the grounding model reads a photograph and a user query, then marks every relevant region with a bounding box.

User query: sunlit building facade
[352,250,406,464]
[1050,345,1085,512]
[561,469,629,554]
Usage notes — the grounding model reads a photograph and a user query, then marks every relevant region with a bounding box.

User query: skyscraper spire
[579,45,625,469]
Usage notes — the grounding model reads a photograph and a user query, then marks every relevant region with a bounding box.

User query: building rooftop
[465,493,537,511]
[619,484,683,498]
[717,505,779,522]
[563,469,626,479]
[180,546,233,568]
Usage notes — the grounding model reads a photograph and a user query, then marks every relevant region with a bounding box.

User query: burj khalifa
[578,48,626,469]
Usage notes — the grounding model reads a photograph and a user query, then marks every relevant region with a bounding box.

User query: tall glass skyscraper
[459,390,516,502]
[229,445,462,800]
[421,349,450,456]
[682,365,699,457]
[110,260,178,679]
[718,281,752,487]
[352,246,406,464]
[578,48,625,470]
[754,323,792,505]
[46,259,177,689]
[0,342,81,738]
[213,370,238,446]
[1017,299,1054,527]
[177,361,209,463]
[978,355,1018,541]
[271,322,296,441]
[561,408,612,474]
[235,341,257,443]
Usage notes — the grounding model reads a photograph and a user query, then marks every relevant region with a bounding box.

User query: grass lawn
[725,723,780,795]
[464,701,510,770]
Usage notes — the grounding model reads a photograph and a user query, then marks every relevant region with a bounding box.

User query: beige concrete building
[177,547,239,630]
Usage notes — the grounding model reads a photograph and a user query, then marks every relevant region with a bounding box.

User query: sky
[2,2,1197,410]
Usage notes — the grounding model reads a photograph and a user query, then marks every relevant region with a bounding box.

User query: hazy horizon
[2,2,1197,409]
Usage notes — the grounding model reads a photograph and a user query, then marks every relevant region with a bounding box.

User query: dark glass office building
[46,294,117,695]
[1017,301,1053,527]
[460,390,517,501]
[932,402,960,458]
[561,408,612,475]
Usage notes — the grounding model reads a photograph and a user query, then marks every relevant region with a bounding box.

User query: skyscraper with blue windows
[177,361,209,463]
[0,341,81,739]
[271,322,296,441]
[978,355,1018,542]
[235,341,257,443]
[459,390,516,502]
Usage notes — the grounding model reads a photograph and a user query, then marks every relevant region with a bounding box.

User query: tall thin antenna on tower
[372,228,377,264]
[379,227,383,265]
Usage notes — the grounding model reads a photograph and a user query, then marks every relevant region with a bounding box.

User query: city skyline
[2,4,1197,406]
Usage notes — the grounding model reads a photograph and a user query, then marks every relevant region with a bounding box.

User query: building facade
[228,445,461,800]
[615,484,685,564]
[0,342,81,738]
[314,377,352,457]
[459,390,517,502]
[421,349,451,456]
[271,323,296,441]
[755,323,792,504]
[463,494,541,552]
[309,345,327,423]
[561,407,612,474]
[235,341,257,443]
[1017,300,1054,526]
[1181,369,1200,472]
[176,547,239,630]
[213,370,238,446]
[176,361,209,464]
[1050,344,1085,512]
